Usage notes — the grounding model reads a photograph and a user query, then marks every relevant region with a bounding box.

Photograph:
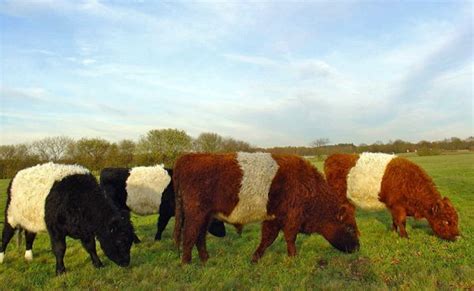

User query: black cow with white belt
[100,165,226,243]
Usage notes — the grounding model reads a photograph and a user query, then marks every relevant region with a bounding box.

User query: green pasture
[0,153,473,289]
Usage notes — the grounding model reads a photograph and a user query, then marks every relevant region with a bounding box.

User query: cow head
[320,203,360,253]
[429,197,460,241]
[98,210,134,267]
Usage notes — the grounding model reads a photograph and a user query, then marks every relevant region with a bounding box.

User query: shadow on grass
[357,208,435,238]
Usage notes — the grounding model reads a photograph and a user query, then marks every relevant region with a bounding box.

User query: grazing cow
[0,163,134,275]
[173,152,360,264]
[324,153,460,240]
[100,166,226,243]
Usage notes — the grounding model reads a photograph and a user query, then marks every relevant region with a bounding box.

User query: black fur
[100,167,226,242]
[1,180,15,256]
[1,173,134,275]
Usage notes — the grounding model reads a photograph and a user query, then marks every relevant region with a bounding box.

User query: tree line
[0,129,253,178]
[263,137,474,158]
[0,129,472,179]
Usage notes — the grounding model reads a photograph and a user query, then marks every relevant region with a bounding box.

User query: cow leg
[283,225,299,257]
[234,224,243,236]
[391,221,397,232]
[24,230,36,261]
[49,232,67,275]
[390,206,408,238]
[196,216,211,263]
[155,211,172,241]
[0,222,16,263]
[81,236,104,268]
[208,219,226,237]
[182,213,206,264]
[126,211,140,244]
[251,220,280,263]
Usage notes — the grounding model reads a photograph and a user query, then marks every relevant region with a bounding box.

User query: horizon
[1,1,473,147]
[0,129,471,149]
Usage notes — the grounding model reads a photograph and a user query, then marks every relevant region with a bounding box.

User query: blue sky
[0,0,472,147]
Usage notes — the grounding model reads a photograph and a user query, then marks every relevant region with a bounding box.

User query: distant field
[0,153,473,289]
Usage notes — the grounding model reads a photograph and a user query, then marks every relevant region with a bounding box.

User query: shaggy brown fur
[324,154,460,240]
[173,153,359,264]
[324,154,359,202]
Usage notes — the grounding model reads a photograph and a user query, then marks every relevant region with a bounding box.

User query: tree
[0,144,39,178]
[391,139,409,153]
[310,138,330,148]
[31,136,74,162]
[310,138,330,160]
[194,132,224,152]
[66,138,111,171]
[117,139,136,167]
[449,137,463,150]
[136,129,192,167]
[104,139,136,168]
[221,137,253,152]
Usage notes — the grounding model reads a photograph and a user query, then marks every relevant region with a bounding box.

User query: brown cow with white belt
[173,152,360,264]
[324,152,460,240]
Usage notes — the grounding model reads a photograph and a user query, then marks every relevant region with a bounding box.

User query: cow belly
[126,188,162,215]
[217,152,279,224]
[346,153,395,210]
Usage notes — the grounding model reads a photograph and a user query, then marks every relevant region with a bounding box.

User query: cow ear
[337,204,350,221]
[443,197,453,206]
[431,199,443,214]
[108,216,120,233]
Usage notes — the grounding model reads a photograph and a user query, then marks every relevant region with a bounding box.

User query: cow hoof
[181,257,192,265]
[24,250,33,261]
[93,261,104,268]
[56,268,66,276]
[154,236,162,241]
[199,253,209,263]
[251,255,261,264]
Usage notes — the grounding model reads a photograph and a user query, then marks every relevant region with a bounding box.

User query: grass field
[0,153,473,289]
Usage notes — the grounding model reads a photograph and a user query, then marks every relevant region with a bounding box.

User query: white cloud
[292,59,339,80]
[81,58,96,65]
[0,86,49,102]
[222,53,279,67]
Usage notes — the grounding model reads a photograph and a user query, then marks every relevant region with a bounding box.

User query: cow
[324,153,460,240]
[0,162,134,275]
[99,166,226,243]
[173,152,360,264]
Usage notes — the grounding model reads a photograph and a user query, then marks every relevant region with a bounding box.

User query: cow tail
[16,228,23,248]
[173,180,184,252]
[4,179,22,247]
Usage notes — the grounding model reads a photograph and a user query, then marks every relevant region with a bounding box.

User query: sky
[0,0,472,147]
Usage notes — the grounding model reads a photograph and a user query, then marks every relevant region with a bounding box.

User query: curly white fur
[346,152,396,210]
[125,165,171,215]
[217,152,279,224]
[7,162,90,233]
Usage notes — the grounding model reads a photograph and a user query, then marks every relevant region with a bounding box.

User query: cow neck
[303,200,340,233]
[301,172,342,233]
[86,192,119,236]
[419,189,443,221]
